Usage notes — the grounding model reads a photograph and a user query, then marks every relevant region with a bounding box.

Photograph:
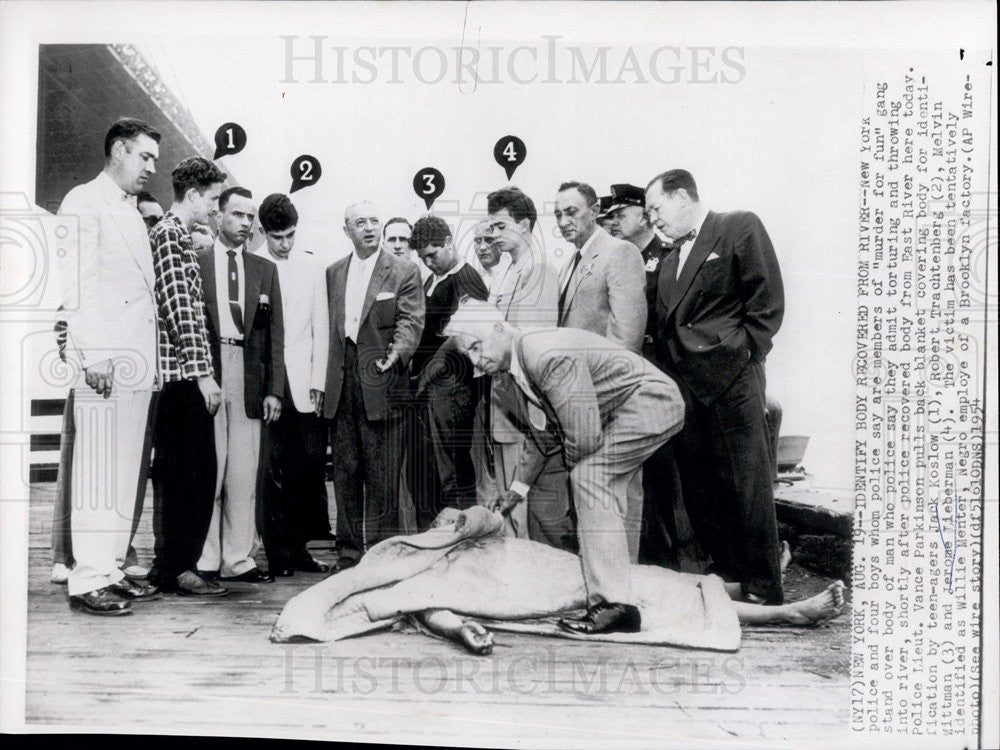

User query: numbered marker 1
[494,135,526,180]
[213,123,247,160]
[290,155,322,194]
[412,167,445,210]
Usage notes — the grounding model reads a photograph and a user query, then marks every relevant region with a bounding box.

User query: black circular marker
[213,123,247,160]
[494,135,526,180]
[290,155,322,194]
[413,167,445,210]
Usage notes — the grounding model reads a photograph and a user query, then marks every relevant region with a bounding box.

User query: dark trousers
[151,379,217,579]
[52,388,155,568]
[672,360,783,602]
[259,383,329,566]
[406,375,481,531]
[638,440,700,570]
[332,342,403,560]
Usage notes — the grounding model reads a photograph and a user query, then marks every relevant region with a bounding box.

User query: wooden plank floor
[24,483,851,746]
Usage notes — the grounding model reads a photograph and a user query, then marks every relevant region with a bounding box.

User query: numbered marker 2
[494,135,526,180]
[213,123,247,160]
[412,167,445,210]
[290,155,322,194]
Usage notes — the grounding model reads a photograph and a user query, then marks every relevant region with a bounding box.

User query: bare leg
[418,608,495,654]
[734,581,846,626]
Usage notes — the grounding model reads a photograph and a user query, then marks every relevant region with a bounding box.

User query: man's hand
[190,223,214,252]
[197,375,222,415]
[375,350,400,373]
[84,359,115,398]
[458,620,495,656]
[309,388,325,416]
[489,490,524,516]
[263,395,282,424]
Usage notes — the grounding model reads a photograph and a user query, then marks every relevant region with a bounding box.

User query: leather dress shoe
[166,570,229,597]
[219,567,274,583]
[110,577,163,602]
[558,602,641,635]
[69,586,132,616]
[196,569,220,581]
[291,555,331,574]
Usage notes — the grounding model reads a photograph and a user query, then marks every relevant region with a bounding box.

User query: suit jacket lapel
[104,193,155,292]
[332,258,348,340]
[360,254,390,326]
[560,230,603,323]
[665,211,721,320]
[243,250,261,332]
[199,249,222,337]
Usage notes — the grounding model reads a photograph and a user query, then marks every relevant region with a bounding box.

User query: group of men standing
[55,116,786,634]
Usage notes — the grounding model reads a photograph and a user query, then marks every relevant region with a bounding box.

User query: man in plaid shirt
[148,156,229,597]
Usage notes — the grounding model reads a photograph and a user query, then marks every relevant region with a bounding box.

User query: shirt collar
[434,260,466,281]
[351,247,381,268]
[578,226,601,256]
[690,207,709,240]
[97,170,135,206]
[508,342,525,383]
[215,236,244,258]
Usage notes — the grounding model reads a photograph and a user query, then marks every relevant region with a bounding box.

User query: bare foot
[780,541,792,574]
[459,621,495,655]
[784,581,846,626]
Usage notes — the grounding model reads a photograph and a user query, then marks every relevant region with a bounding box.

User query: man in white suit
[56,117,164,615]
[554,180,649,561]
[256,193,332,575]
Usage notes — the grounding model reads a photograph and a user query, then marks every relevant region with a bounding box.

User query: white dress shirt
[344,248,380,342]
[214,237,246,339]
[676,208,710,279]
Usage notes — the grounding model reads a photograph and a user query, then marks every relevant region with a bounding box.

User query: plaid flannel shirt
[150,212,214,383]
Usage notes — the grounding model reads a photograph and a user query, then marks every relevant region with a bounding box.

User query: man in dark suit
[196,186,284,583]
[646,169,785,603]
[604,182,696,569]
[406,215,490,529]
[324,201,425,567]
[444,302,685,635]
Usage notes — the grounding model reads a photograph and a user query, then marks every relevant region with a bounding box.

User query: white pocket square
[705,252,722,262]
[375,292,396,301]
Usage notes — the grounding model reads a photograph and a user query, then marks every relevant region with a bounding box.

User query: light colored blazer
[56,171,158,390]
[259,250,329,413]
[489,250,560,445]
[506,327,685,488]
[557,227,647,354]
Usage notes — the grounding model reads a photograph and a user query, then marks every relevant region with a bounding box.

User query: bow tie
[674,229,696,245]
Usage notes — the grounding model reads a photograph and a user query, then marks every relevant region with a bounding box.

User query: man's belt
[220,336,244,347]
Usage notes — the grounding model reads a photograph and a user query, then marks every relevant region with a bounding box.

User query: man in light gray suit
[554,181,647,354]
[444,301,685,635]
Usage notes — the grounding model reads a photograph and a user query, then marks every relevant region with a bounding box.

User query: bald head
[344,201,382,257]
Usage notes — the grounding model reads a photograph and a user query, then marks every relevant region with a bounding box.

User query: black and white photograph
[0,2,996,747]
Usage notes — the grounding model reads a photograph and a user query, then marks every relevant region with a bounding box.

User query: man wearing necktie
[444,303,685,635]
[646,169,785,604]
[196,186,285,583]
